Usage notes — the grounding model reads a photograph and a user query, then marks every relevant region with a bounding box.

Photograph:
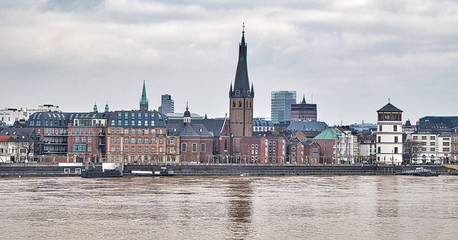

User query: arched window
[233,101,236,108]
[239,101,242,107]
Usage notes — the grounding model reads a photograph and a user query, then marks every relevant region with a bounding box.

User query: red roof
[0,136,15,142]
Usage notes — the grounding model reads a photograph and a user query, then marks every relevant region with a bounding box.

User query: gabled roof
[377,103,402,112]
[287,121,328,132]
[167,118,226,137]
[180,124,212,137]
[313,128,342,140]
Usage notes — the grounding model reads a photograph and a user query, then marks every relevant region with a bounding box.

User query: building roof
[140,80,148,105]
[107,110,166,127]
[167,118,226,137]
[377,103,403,112]
[180,124,213,137]
[229,25,254,98]
[0,135,13,142]
[313,128,342,140]
[287,121,328,132]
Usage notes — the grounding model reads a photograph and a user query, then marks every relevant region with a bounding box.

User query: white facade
[376,103,403,165]
[411,133,451,164]
[0,138,34,163]
[0,105,60,126]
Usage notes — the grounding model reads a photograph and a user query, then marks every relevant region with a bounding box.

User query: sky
[0,0,457,125]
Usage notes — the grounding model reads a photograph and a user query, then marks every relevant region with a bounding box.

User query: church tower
[140,80,149,111]
[229,24,254,143]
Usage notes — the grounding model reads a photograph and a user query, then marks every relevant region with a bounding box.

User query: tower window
[233,101,236,108]
[239,101,242,107]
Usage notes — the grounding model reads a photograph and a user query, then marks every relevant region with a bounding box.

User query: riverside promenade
[0,163,456,177]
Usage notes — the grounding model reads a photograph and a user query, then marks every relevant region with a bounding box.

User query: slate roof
[180,124,213,137]
[167,118,226,137]
[377,103,403,112]
[287,121,328,132]
[229,27,254,98]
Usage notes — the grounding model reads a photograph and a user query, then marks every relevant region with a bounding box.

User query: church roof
[377,103,402,112]
[230,24,254,98]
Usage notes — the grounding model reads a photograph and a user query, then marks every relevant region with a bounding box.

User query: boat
[81,163,123,178]
[131,167,174,176]
[402,167,439,177]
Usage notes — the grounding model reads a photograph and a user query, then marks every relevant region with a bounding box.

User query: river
[0,175,456,240]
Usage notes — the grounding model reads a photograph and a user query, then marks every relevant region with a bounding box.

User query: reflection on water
[0,176,456,240]
[227,179,253,240]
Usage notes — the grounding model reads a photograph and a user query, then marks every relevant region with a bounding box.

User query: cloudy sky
[1,0,457,125]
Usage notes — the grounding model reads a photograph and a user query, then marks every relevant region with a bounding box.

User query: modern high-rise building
[159,94,174,114]
[290,96,317,122]
[271,91,296,124]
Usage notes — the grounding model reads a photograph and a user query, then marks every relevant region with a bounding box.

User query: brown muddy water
[0,175,456,240]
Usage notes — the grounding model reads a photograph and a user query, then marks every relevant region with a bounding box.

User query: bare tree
[403,140,422,164]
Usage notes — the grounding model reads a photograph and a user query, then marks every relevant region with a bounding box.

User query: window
[110,146,114,152]
[144,129,149,134]
[430,148,435,151]
[137,138,142,143]
[159,147,163,153]
[131,129,135,134]
[443,148,450,152]
[413,136,418,140]
[192,144,197,152]
[116,146,120,152]
[182,143,187,152]
[124,146,128,152]
[201,144,206,153]
[379,125,382,131]
[116,128,120,134]
[394,136,398,143]
[144,138,149,143]
[393,125,397,132]
[144,146,148,153]
[124,137,128,143]
[422,136,427,140]
[443,142,450,146]
[138,147,142,153]
[131,138,136,144]
[159,138,163,144]
[116,137,120,143]
[152,147,156,153]
[312,149,318,157]
[430,136,435,140]
[138,129,143,134]
[378,147,381,153]
[131,146,135,152]
[430,142,435,146]
[394,147,398,154]
[378,136,381,143]
[169,148,174,153]
[151,138,156,143]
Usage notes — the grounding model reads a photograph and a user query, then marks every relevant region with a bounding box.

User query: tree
[403,140,422,164]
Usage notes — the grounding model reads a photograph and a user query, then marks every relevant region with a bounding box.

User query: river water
[0,175,456,240]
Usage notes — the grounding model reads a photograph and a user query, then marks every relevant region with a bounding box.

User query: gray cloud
[0,0,457,125]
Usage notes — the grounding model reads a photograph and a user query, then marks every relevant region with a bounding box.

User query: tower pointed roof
[140,80,149,111]
[230,23,251,98]
[301,95,306,104]
[141,80,148,105]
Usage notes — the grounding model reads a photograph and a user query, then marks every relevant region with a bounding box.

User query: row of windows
[378,125,398,132]
[109,128,164,135]
[232,100,252,108]
[377,136,399,143]
[421,147,451,152]
[110,119,164,127]
[110,146,169,153]
[377,147,399,154]
[378,114,401,121]
[181,143,206,153]
[110,155,176,162]
[109,137,167,144]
